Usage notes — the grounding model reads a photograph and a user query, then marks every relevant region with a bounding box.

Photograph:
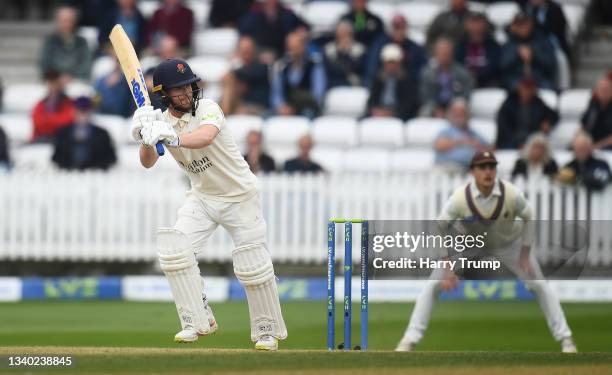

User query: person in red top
[148,0,194,50]
[31,69,75,142]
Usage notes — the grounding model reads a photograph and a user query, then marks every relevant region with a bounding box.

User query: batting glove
[143,121,180,148]
[131,106,162,143]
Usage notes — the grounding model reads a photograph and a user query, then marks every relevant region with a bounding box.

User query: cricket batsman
[395,151,577,353]
[130,58,287,350]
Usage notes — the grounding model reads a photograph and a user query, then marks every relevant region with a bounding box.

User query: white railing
[1,170,611,266]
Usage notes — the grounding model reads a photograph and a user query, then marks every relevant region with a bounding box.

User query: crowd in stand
[0,0,611,190]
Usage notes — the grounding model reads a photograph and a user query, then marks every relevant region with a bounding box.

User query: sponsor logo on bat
[131,78,146,107]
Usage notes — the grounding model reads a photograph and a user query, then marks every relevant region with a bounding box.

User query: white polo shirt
[163,99,258,202]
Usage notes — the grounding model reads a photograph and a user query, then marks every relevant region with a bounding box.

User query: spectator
[426,0,470,49]
[420,38,473,118]
[283,134,323,174]
[323,21,366,88]
[0,126,10,171]
[500,12,557,90]
[148,0,194,49]
[366,15,426,87]
[94,54,134,117]
[209,0,254,28]
[339,0,384,48]
[366,44,419,121]
[558,132,612,191]
[511,132,558,180]
[524,0,569,59]
[270,32,327,118]
[239,0,307,59]
[140,35,182,72]
[455,12,501,88]
[496,77,558,149]
[581,77,612,150]
[221,37,271,115]
[0,77,3,112]
[434,99,489,172]
[31,70,75,142]
[98,0,147,54]
[52,96,117,171]
[243,130,275,174]
[40,6,92,81]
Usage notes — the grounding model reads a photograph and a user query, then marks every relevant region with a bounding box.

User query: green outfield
[0,301,611,374]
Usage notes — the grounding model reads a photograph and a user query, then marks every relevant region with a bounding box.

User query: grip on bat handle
[156,142,165,156]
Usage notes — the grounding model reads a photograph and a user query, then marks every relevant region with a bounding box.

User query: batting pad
[157,228,211,335]
[233,243,288,341]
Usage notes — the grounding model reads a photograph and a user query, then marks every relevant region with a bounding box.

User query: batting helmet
[152,58,202,114]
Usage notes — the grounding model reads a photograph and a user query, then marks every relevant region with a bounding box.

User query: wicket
[327,218,368,351]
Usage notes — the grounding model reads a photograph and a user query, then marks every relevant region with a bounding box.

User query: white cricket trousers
[402,244,573,344]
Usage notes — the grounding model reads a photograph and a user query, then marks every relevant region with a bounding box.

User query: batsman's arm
[177,125,219,149]
[140,144,159,168]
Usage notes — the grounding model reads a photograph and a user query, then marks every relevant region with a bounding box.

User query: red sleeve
[31,99,75,140]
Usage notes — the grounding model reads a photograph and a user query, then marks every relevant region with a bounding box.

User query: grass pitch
[0,301,611,374]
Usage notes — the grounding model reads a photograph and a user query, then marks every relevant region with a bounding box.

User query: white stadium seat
[554,149,574,167]
[324,86,369,118]
[343,148,391,173]
[470,119,498,146]
[92,114,129,145]
[470,88,506,120]
[194,28,239,56]
[202,83,222,102]
[563,4,586,38]
[359,117,404,148]
[368,3,395,28]
[137,1,158,19]
[263,116,310,149]
[3,84,46,113]
[538,89,559,110]
[226,115,263,151]
[302,1,350,35]
[486,2,520,30]
[391,149,435,172]
[91,56,117,82]
[66,81,95,99]
[311,116,358,148]
[410,29,426,47]
[405,118,448,147]
[493,149,519,174]
[187,56,230,83]
[188,0,211,29]
[310,147,345,173]
[139,55,160,73]
[396,3,441,31]
[12,144,55,170]
[550,121,580,149]
[0,114,32,144]
[77,26,99,52]
[559,89,591,121]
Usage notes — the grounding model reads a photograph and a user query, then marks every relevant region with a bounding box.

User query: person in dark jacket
[323,21,366,88]
[243,130,275,174]
[147,0,194,49]
[0,126,10,171]
[496,77,558,149]
[524,0,569,59]
[339,0,385,48]
[284,135,323,174]
[581,76,612,150]
[454,12,501,88]
[558,132,612,191]
[52,96,117,171]
[97,0,147,54]
[208,0,254,28]
[426,0,471,49]
[366,44,419,120]
[500,12,557,90]
[511,132,558,180]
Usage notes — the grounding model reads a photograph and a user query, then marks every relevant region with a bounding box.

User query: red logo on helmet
[177,63,186,73]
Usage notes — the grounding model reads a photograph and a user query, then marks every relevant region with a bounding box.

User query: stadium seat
[136,0,158,19]
[563,4,586,39]
[368,2,394,28]
[405,118,448,147]
[310,147,345,173]
[3,84,46,113]
[470,88,506,120]
[302,1,350,35]
[311,116,358,148]
[188,0,211,29]
[343,148,391,173]
[470,119,498,146]
[0,114,33,144]
[359,117,404,148]
[324,86,369,118]
[12,144,55,170]
[554,149,574,167]
[77,26,99,52]
[493,149,519,174]
[539,89,559,110]
[194,28,239,56]
[486,2,520,30]
[390,149,435,172]
[91,56,116,82]
[187,56,230,84]
[550,121,580,149]
[226,115,263,151]
[66,81,95,99]
[92,114,129,145]
[139,55,160,73]
[203,83,222,102]
[263,116,310,150]
[410,29,426,47]
[559,89,591,121]
[268,147,296,169]
[396,3,441,31]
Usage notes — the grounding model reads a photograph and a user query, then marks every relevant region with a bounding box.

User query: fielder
[130,58,287,350]
[395,151,577,353]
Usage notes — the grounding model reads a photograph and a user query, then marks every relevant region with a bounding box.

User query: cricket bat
[109,24,164,156]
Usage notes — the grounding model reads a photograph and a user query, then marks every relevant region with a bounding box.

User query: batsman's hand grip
[156,142,165,156]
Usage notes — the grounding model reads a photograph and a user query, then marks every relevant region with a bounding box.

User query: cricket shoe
[255,335,278,351]
[561,337,578,353]
[174,297,219,343]
[394,338,416,352]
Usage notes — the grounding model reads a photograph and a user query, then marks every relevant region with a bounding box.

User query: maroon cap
[391,14,407,28]
[470,151,498,168]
